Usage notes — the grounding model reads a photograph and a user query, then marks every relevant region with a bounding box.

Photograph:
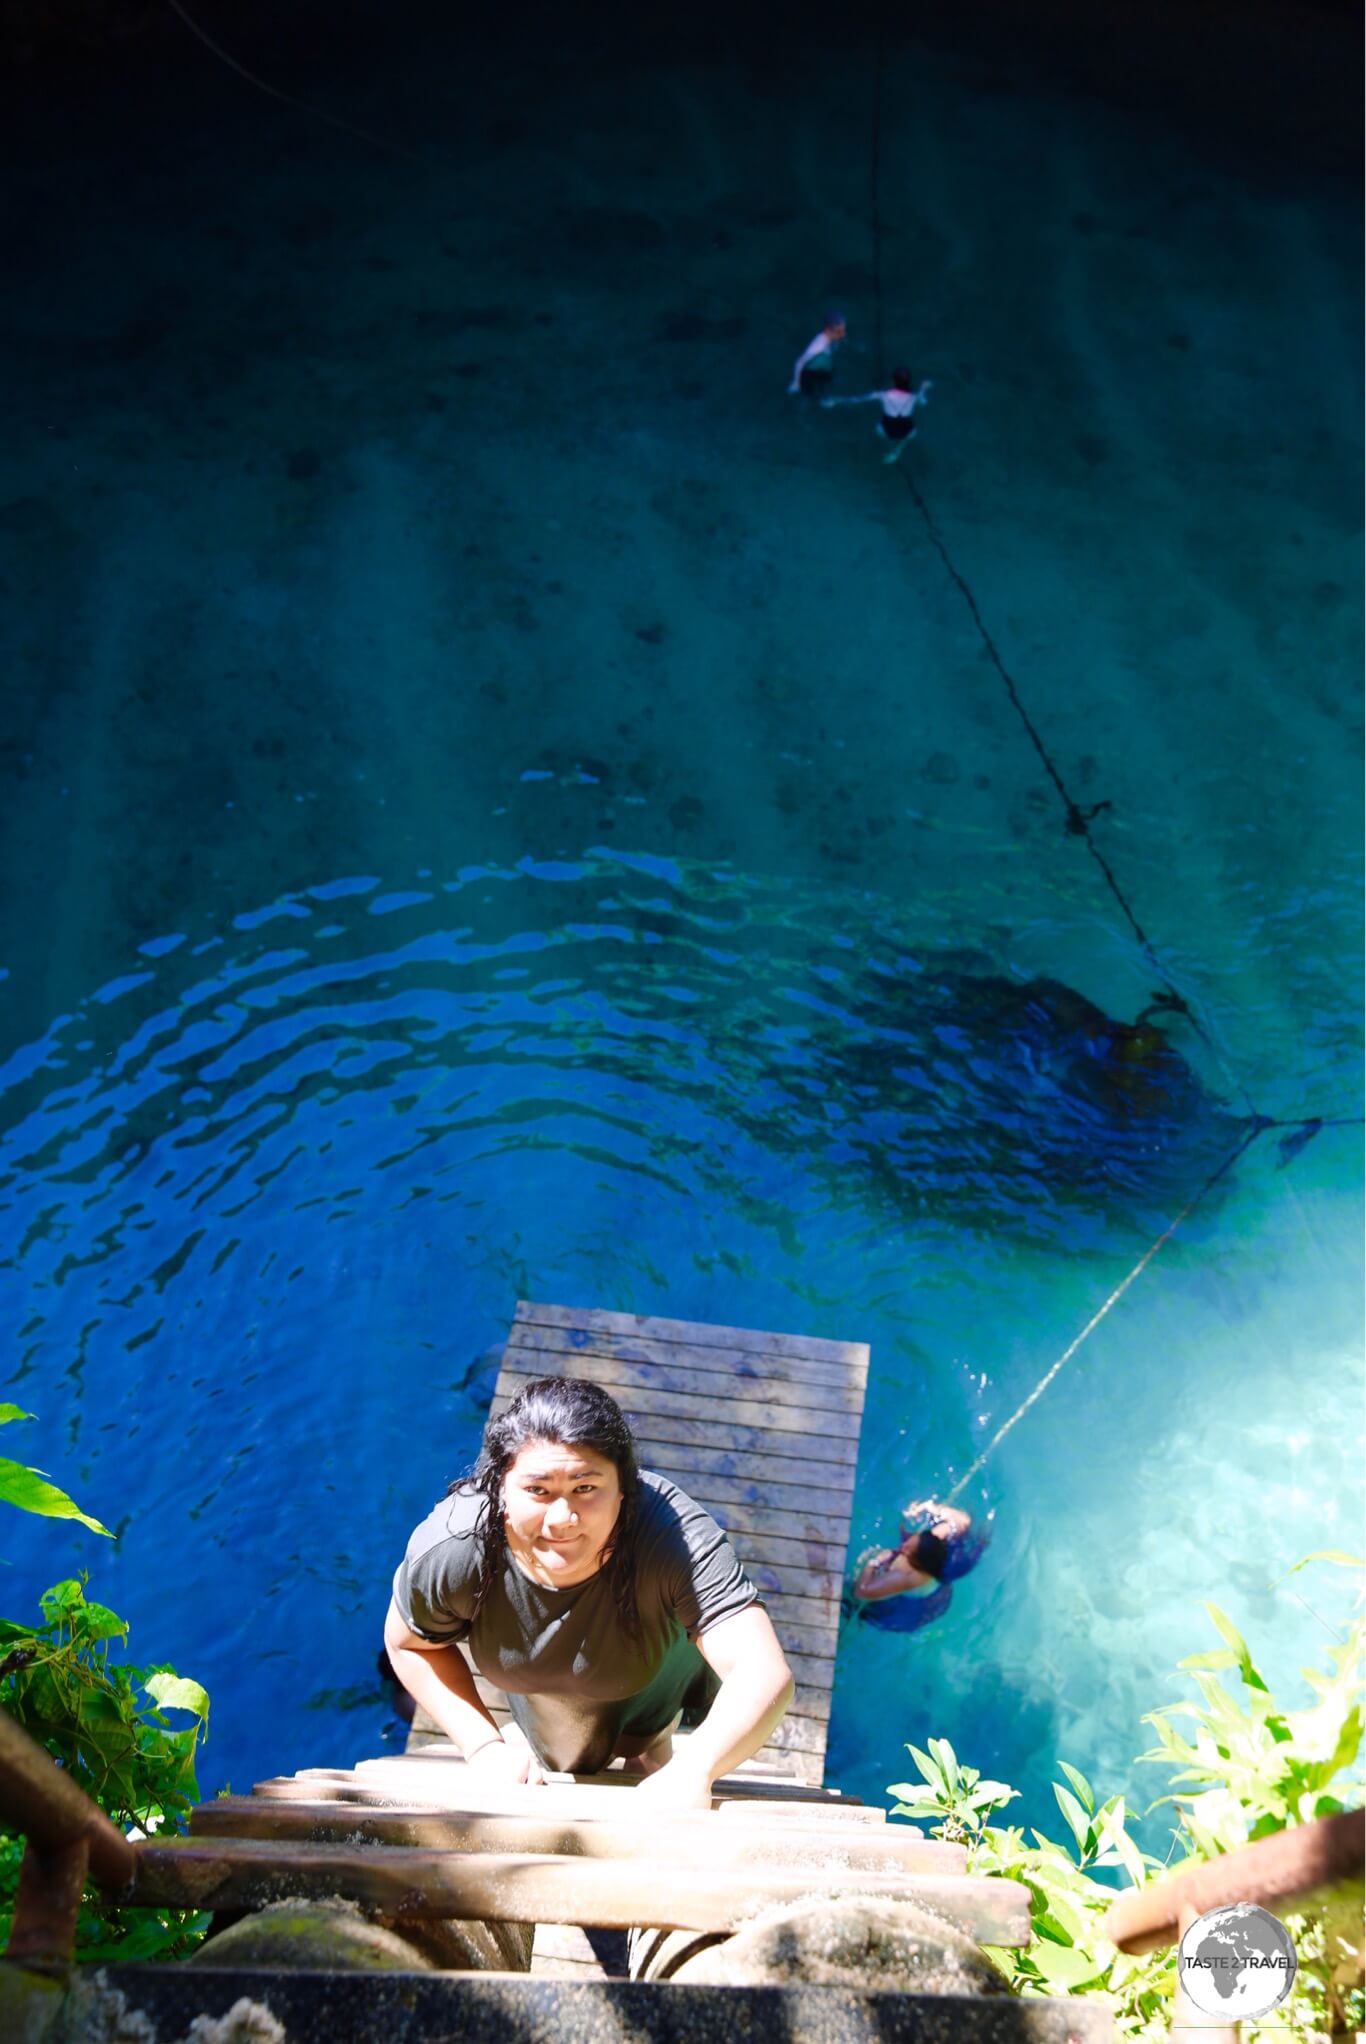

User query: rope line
[861,14,1359,1504]
[164,0,420,163]
[944,1119,1267,1503]
[901,469,1162,971]
[869,11,887,385]
[866,13,1192,1021]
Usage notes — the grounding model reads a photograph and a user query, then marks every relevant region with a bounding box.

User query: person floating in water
[822,367,932,462]
[788,315,847,397]
[848,1498,988,1632]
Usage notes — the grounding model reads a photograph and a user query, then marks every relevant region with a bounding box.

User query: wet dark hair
[891,366,914,391]
[448,1376,642,1640]
[911,1520,991,1583]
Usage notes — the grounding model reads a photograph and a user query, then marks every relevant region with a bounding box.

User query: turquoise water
[1,3,1361,1836]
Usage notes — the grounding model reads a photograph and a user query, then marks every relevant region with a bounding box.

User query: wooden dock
[472,1298,870,1786]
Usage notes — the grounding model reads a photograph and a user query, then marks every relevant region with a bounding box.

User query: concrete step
[91,1967,1114,2043]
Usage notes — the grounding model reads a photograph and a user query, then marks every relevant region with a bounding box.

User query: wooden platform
[472,1298,870,1787]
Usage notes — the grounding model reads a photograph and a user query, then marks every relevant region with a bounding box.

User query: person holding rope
[788,314,847,396]
[383,1375,793,1809]
[823,366,932,463]
[848,1498,989,1632]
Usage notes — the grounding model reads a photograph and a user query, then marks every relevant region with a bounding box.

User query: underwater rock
[795,967,1245,1238]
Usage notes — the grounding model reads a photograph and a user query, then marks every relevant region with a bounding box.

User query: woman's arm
[788,334,825,390]
[633,1605,794,1808]
[820,391,882,407]
[382,1599,540,1780]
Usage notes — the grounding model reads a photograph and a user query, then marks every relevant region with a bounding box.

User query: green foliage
[888,1563,1365,2041]
[0,1407,110,1538]
[0,1576,211,1963]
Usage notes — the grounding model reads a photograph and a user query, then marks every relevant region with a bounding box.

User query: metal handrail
[1104,1808,1365,1955]
[0,1705,136,1968]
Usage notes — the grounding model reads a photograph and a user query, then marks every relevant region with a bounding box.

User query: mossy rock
[187,1899,533,1975]
[0,1964,66,2044]
[187,1901,435,1974]
[667,1896,1012,1992]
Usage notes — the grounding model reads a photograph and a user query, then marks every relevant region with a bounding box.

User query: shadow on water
[0,856,1243,1370]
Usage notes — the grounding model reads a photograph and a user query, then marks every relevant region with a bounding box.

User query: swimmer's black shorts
[799,366,833,395]
[879,412,916,440]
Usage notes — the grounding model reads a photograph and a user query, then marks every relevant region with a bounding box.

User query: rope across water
[862,10,1358,1493]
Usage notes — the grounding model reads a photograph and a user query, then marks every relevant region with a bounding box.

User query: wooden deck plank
[514,1301,868,1369]
[505,1333,863,1405]
[725,1530,848,1571]
[678,1496,842,1537]
[734,1559,840,1601]
[496,1349,854,1430]
[673,1476,852,1528]
[507,1323,864,1393]
[488,1398,854,1463]
[622,1437,856,1494]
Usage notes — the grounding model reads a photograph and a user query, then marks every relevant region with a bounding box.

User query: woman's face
[501,1437,623,1586]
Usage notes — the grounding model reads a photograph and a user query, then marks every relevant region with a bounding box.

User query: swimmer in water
[788,316,847,397]
[822,367,932,462]
[849,1498,988,1633]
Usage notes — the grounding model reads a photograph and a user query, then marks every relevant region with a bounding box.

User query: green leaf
[1057,1761,1094,1813]
[0,1406,34,1426]
[1274,1549,1364,1580]
[40,1579,87,1624]
[966,1780,1019,1812]
[906,1743,942,1790]
[70,1600,128,1647]
[1204,1603,1268,1693]
[1053,1783,1092,1854]
[0,1459,110,1537]
[1029,1940,1108,1990]
[927,1737,960,1792]
[1325,1703,1362,1776]
[144,1673,209,1724]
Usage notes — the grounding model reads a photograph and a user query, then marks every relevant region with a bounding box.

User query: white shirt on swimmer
[791,331,839,382]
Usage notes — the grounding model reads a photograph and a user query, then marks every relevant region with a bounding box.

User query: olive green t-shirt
[392,1470,759,1773]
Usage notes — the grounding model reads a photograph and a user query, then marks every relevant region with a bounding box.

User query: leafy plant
[888,1564,1365,2041]
[889,1739,1174,2027]
[0,1406,109,1537]
[0,1577,211,1963]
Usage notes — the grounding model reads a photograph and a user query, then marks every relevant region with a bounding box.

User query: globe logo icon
[1177,1902,1298,2019]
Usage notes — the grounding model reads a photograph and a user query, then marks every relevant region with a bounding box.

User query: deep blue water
[0,0,1361,1839]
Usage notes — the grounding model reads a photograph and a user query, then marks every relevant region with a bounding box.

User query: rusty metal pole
[1169,1901,1237,2044]
[0,1707,137,1969]
[7,1837,93,1972]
